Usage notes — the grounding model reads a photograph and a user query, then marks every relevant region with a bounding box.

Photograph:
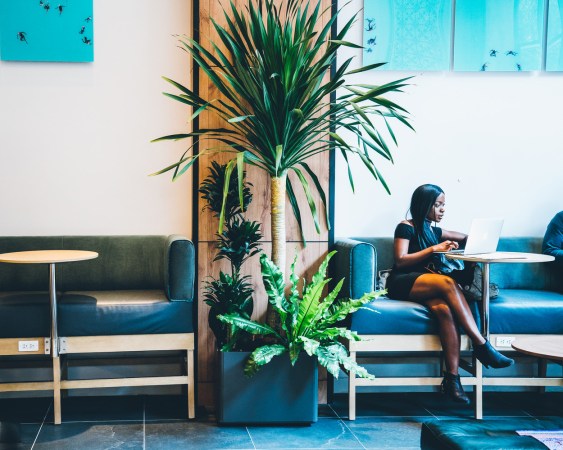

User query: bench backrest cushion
[334,236,561,298]
[0,236,195,300]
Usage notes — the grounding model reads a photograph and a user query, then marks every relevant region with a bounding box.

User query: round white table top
[0,250,98,264]
[446,252,555,264]
[511,336,563,360]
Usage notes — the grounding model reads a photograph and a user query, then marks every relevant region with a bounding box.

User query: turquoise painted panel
[363,0,452,71]
[454,0,544,72]
[547,0,563,71]
[0,0,93,62]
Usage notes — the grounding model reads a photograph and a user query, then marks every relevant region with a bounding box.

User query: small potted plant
[217,251,381,424]
[200,161,262,351]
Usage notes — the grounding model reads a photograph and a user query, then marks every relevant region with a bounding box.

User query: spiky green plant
[153,0,412,276]
[204,271,254,351]
[200,162,262,350]
[218,251,382,378]
[199,160,253,227]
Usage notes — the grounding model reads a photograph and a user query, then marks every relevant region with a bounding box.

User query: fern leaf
[218,314,281,339]
[323,290,384,325]
[244,344,287,377]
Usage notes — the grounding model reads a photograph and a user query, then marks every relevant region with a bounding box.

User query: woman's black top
[392,222,442,274]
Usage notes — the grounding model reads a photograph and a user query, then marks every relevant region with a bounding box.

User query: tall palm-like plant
[153,0,412,274]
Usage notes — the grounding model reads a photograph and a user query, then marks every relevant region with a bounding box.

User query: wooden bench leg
[474,358,483,420]
[53,356,62,425]
[187,349,195,419]
[348,351,356,421]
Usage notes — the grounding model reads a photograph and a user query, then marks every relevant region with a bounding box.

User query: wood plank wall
[197,0,332,410]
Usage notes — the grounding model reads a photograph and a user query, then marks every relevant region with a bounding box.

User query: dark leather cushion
[0,292,51,338]
[58,290,194,336]
[490,289,563,334]
[421,418,563,449]
[351,298,480,335]
[351,289,562,335]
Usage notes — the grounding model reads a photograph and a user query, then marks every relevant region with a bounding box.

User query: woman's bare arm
[394,237,459,269]
[441,229,467,243]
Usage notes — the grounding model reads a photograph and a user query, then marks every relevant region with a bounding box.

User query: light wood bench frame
[54,333,195,424]
[348,333,563,420]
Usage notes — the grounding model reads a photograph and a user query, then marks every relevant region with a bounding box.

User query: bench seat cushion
[350,298,481,335]
[490,289,563,334]
[421,418,563,449]
[0,292,51,338]
[351,289,562,335]
[58,290,194,336]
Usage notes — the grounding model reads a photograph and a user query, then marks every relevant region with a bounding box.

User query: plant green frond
[218,314,281,339]
[259,254,287,327]
[244,344,287,377]
[154,0,413,233]
[323,290,384,326]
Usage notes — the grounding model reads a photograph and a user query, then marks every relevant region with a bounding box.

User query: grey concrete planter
[217,351,318,424]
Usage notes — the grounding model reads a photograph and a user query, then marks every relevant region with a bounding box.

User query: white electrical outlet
[495,336,515,348]
[18,340,39,352]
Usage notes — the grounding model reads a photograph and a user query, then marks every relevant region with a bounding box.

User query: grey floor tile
[499,392,563,417]
[0,398,51,423]
[0,422,41,450]
[317,404,338,418]
[332,394,433,419]
[33,422,143,449]
[345,417,425,449]
[248,418,363,449]
[144,395,188,421]
[420,392,530,418]
[145,421,254,450]
[47,396,144,423]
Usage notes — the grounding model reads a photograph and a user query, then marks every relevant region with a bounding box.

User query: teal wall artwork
[363,0,452,71]
[0,0,94,62]
[454,0,544,72]
[547,0,563,71]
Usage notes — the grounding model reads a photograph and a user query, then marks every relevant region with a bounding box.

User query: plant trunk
[267,173,287,328]
[270,173,287,277]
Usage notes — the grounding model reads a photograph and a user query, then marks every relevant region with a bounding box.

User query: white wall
[0,0,193,237]
[336,0,562,238]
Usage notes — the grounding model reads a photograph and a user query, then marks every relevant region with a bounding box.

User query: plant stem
[270,173,287,279]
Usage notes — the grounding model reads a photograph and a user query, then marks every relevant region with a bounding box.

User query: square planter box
[218,351,318,425]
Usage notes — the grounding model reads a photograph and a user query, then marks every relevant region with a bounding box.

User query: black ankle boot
[473,340,514,369]
[441,372,470,404]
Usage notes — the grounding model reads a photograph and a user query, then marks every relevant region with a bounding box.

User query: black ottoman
[421,418,563,450]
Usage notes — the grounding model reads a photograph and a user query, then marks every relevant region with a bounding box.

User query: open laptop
[445,218,504,255]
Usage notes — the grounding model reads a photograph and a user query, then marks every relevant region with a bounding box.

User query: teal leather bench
[0,235,195,424]
[332,237,563,420]
[421,417,563,449]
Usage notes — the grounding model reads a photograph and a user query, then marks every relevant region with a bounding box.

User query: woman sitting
[386,184,513,404]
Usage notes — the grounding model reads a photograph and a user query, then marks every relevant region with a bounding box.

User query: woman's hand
[432,240,459,252]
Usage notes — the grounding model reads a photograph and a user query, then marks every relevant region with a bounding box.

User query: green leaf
[300,336,320,356]
[286,176,307,245]
[323,290,384,326]
[329,39,363,48]
[218,159,236,233]
[244,345,287,377]
[228,115,254,123]
[275,144,283,174]
[292,167,320,234]
[217,314,280,338]
[236,152,245,211]
[314,342,374,379]
[295,251,336,337]
[259,254,287,326]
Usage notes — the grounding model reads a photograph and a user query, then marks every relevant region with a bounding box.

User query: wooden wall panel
[197,0,332,410]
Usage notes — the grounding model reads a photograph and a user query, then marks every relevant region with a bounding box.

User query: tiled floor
[0,392,561,449]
